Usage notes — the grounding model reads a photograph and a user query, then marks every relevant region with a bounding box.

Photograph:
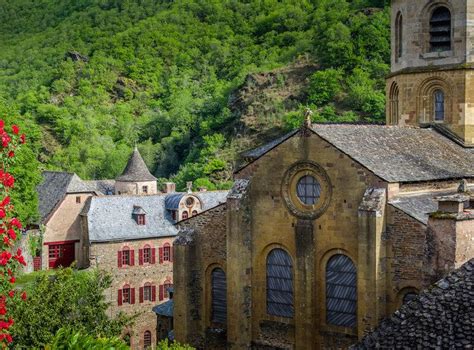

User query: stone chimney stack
[164,182,176,194]
[428,193,474,277]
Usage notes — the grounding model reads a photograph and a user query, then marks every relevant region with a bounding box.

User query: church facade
[173,1,474,349]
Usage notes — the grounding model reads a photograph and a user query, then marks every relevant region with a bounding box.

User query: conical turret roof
[116,147,157,182]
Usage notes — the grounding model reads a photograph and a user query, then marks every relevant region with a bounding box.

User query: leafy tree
[308,69,343,106]
[10,268,132,348]
[45,328,128,350]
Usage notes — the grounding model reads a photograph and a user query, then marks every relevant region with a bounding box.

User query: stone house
[173,1,474,348]
[36,148,227,349]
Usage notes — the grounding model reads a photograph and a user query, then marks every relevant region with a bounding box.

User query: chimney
[428,193,473,276]
[186,181,193,194]
[164,182,176,194]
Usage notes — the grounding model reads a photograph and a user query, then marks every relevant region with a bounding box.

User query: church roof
[37,171,96,223]
[152,299,173,317]
[311,124,474,183]
[351,259,474,349]
[164,191,228,210]
[116,147,157,182]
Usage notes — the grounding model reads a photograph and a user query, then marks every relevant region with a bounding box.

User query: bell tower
[386,0,474,147]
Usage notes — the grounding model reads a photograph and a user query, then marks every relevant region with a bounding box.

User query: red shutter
[159,247,163,264]
[159,285,164,301]
[139,287,144,303]
[151,248,156,264]
[139,249,143,265]
[118,251,123,268]
[118,289,122,306]
[131,288,135,304]
[130,250,135,266]
[152,285,156,302]
[170,245,173,262]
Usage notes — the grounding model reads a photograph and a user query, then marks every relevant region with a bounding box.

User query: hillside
[0,0,390,221]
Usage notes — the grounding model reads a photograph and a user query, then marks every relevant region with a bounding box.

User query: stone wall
[90,237,174,350]
[115,180,158,196]
[174,204,227,348]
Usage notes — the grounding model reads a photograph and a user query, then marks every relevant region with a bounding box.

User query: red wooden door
[48,243,75,268]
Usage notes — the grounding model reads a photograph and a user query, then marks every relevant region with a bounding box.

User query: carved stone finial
[457,179,469,193]
[186,181,193,194]
[304,108,313,128]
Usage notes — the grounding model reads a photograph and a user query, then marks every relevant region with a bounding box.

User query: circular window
[296,175,321,205]
[185,197,195,207]
[282,161,332,220]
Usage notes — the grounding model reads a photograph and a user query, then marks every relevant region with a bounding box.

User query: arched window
[143,330,152,348]
[430,7,451,52]
[266,249,294,318]
[434,89,445,121]
[395,12,403,59]
[192,210,198,216]
[389,83,400,125]
[402,291,418,304]
[211,268,227,324]
[296,175,321,205]
[181,211,188,220]
[326,254,357,328]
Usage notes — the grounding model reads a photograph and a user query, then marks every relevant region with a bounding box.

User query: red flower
[9,277,15,284]
[1,134,10,148]
[6,269,11,276]
[20,133,26,144]
[0,307,6,315]
[11,125,19,135]
[0,209,5,219]
[7,291,13,298]
[2,236,9,246]
[16,248,21,256]
[21,292,26,300]
[5,334,12,343]
[7,151,14,158]
[7,229,15,241]
[10,218,21,229]
[1,196,10,207]
[0,120,4,129]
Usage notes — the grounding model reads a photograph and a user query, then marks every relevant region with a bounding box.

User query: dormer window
[132,206,147,225]
[142,186,148,194]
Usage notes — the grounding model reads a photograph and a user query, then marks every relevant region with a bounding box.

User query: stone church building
[173,1,474,349]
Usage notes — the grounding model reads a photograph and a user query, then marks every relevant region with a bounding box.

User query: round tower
[115,147,158,195]
[387,0,474,147]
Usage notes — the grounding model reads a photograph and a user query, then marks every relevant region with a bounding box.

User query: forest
[0,0,390,223]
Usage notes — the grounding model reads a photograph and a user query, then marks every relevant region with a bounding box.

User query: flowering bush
[0,120,27,345]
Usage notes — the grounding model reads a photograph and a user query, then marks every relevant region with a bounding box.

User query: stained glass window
[267,249,294,318]
[296,175,321,205]
[326,254,357,328]
[211,268,227,324]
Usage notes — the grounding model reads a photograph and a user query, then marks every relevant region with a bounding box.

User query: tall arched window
[395,12,403,59]
[211,268,227,324]
[389,82,400,125]
[143,330,152,348]
[434,89,445,121]
[326,254,357,328]
[430,7,451,52]
[266,249,294,318]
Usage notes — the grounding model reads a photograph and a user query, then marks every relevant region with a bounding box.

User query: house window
[296,175,321,205]
[181,211,188,220]
[76,196,81,204]
[122,285,131,304]
[430,7,451,52]
[142,186,148,194]
[192,210,198,216]
[143,246,151,263]
[185,197,195,207]
[163,280,173,298]
[266,248,294,318]
[434,89,445,121]
[211,268,227,324]
[395,12,403,59]
[326,254,357,328]
[163,244,171,262]
[171,211,177,221]
[389,82,400,125]
[48,243,75,269]
[403,292,418,304]
[143,283,152,301]
[118,246,134,267]
[143,331,152,348]
[137,214,146,225]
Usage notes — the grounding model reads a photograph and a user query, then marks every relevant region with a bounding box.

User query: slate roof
[37,171,96,223]
[152,299,173,317]
[164,191,229,210]
[241,125,474,183]
[116,147,157,182]
[351,259,474,349]
[85,195,177,242]
[84,179,115,195]
[311,124,474,183]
